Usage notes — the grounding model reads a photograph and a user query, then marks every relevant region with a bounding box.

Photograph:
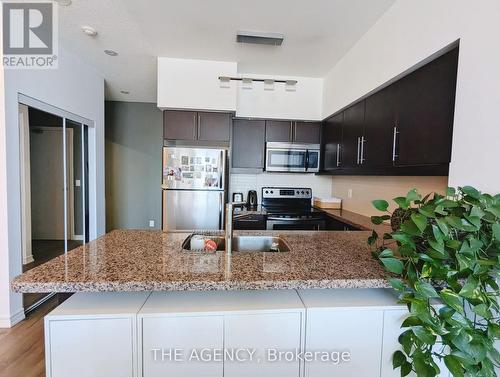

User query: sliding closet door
[64,120,89,252]
[22,104,90,311]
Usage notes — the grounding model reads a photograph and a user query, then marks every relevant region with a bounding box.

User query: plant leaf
[471,303,491,319]
[444,355,464,377]
[492,223,500,241]
[394,196,409,209]
[406,188,421,203]
[372,199,389,212]
[380,257,404,274]
[411,213,428,233]
[393,350,406,369]
[388,278,405,291]
[440,289,464,314]
[415,281,439,298]
[411,326,436,344]
[461,186,480,200]
[436,218,449,236]
[379,248,394,258]
[401,361,412,377]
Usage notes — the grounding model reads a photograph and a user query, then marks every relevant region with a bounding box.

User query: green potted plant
[369,186,499,377]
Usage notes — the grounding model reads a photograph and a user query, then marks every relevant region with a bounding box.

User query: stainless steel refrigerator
[162,147,227,231]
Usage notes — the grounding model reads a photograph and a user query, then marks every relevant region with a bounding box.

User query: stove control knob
[296,190,300,194]
[301,191,305,194]
[265,190,268,194]
[306,191,309,195]
[270,190,274,194]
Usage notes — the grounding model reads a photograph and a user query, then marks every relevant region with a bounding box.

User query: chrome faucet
[225,202,235,255]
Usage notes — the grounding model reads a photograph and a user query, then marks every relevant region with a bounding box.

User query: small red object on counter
[204,239,217,251]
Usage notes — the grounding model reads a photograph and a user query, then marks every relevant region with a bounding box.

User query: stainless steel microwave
[265,142,321,173]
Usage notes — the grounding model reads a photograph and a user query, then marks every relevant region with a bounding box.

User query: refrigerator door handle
[218,192,224,229]
[219,149,227,190]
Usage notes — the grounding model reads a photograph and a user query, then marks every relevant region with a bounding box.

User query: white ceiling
[58,0,396,102]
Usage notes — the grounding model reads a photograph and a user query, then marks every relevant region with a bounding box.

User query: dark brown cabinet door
[266,120,292,142]
[396,48,458,166]
[197,112,231,142]
[294,121,321,144]
[163,110,197,140]
[341,101,365,168]
[322,113,343,170]
[232,119,266,169]
[363,85,397,167]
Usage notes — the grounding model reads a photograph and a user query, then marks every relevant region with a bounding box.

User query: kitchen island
[13,229,444,377]
[12,229,389,292]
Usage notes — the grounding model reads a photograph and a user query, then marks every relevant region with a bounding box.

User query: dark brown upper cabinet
[232,119,266,170]
[266,120,321,144]
[163,110,231,142]
[197,112,231,142]
[341,101,365,169]
[294,121,321,144]
[395,48,458,166]
[321,46,458,176]
[322,113,343,171]
[163,110,197,141]
[266,120,292,142]
[363,85,398,168]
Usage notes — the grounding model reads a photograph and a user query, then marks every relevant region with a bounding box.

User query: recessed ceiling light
[120,90,130,95]
[54,0,72,6]
[81,25,98,37]
[104,49,118,56]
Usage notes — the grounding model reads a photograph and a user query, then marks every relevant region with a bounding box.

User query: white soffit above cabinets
[57,0,396,102]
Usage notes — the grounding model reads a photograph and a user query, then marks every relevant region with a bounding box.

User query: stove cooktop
[260,187,323,219]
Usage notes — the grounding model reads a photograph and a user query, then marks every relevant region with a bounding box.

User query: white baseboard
[72,235,84,241]
[0,309,25,328]
[23,255,34,265]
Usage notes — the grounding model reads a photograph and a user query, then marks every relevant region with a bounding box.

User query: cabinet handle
[360,136,366,164]
[392,126,399,162]
[289,121,294,142]
[194,113,199,139]
[336,143,341,167]
[357,137,361,164]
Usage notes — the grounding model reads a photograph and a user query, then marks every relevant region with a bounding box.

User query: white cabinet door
[381,310,450,377]
[141,315,223,377]
[305,309,384,377]
[48,318,135,377]
[224,312,303,377]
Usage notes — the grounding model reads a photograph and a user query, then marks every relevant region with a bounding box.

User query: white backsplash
[229,173,333,203]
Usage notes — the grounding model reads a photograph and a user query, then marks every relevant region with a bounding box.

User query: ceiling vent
[236,31,284,46]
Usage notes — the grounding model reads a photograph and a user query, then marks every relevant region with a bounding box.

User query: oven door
[266,217,326,231]
[266,145,307,172]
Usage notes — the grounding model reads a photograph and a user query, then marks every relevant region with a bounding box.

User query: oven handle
[267,216,325,221]
[305,150,309,171]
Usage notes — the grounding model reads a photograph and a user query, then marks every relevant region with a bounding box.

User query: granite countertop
[318,208,392,234]
[11,230,390,292]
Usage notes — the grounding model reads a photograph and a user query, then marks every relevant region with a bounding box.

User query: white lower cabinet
[224,312,303,377]
[382,310,450,377]
[44,289,454,377]
[141,315,223,377]
[48,318,135,377]
[138,290,305,377]
[304,309,384,376]
[44,292,150,377]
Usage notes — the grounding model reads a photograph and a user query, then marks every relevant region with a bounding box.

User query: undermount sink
[182,234,291,253]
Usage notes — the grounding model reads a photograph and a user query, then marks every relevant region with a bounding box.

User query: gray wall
[105,101,163,231]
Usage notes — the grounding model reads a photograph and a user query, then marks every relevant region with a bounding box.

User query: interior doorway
[19,103,90,311]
